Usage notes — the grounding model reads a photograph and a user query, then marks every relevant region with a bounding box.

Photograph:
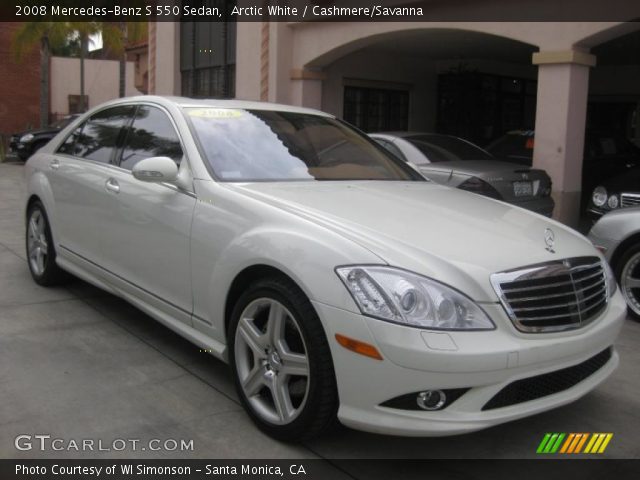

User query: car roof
[370,132,457,139]
[99,95,333,118]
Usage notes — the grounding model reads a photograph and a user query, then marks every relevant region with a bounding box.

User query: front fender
[25,156,59,244]
[189,186,383,343]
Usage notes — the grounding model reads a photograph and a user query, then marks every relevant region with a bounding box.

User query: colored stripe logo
[537,433,613,454]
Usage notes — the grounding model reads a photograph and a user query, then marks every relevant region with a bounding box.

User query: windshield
[405,135,493,164]
[486,133,535,166]
[185,108,421,182]
[49,116,76,129]
[588,134,640,158]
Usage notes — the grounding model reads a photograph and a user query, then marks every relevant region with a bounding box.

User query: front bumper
[313,289,626,436]
[9,140,30,160]
[587,231,619,263]
[586,206,607,221]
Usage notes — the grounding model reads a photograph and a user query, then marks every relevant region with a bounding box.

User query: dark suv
[9,115,80,160]
[487,130,640,209]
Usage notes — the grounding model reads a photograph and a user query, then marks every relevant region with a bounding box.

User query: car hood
[12,127,57,138]
[418,160,544,178]
[230,181,595,302]
[600,167,640,192]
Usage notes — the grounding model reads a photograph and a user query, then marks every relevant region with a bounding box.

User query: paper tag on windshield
[188,108,243,119]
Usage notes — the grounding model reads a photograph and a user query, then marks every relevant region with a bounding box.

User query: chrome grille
[491,257,608,333]
[621,193,640,208]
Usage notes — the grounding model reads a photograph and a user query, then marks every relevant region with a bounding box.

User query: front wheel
[615,244,640,321]
[26,201,70,286]
[228,277,338,441]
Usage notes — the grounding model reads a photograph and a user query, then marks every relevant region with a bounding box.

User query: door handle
[50,159,60,170]
[105,178,120,194]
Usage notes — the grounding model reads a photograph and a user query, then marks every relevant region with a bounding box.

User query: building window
[343,86,410,133]
[437,72,537,145]
[180,1,236,98]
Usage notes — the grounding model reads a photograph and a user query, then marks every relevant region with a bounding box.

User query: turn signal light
[335,334,383,360]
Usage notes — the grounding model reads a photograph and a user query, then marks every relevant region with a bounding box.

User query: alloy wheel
[234,298,310,425]
[27,209,48,276]
[621,252,640,317]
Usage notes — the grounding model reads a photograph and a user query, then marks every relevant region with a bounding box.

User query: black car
[587,167,640,218]
[486,130,640,209]
[9,115,80,160]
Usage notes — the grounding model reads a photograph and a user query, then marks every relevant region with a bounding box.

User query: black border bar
[3,0,640,22]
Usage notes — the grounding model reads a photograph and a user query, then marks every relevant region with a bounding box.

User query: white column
[154,22,180,96]
[289,69,324,109]
[532,50,596,227]
[235,22,262,101]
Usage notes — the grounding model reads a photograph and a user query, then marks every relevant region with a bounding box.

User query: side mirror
[132,157,178,183]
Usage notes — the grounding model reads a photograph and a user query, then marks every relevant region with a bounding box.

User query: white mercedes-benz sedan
[24,96,626,440]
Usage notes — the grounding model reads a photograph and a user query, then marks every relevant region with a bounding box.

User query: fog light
[416,390,446,411]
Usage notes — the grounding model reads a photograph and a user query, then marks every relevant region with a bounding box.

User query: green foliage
[12,22,71,61]
[101,22,148,54]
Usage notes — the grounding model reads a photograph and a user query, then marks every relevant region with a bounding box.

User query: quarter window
[119,106,183,170]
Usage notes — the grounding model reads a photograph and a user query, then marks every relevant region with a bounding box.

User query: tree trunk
[39,35,50,127]
[119,53,126,97]
[119,22,127,97]
[80,33,87,112]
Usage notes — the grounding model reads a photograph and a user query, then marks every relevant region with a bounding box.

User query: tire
[614,243,640,321]
[25,201,70,286]
[228,276,338,441]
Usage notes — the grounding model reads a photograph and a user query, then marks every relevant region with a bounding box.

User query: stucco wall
[322,50,437,131]
[153,22,180,95]
[50,56,139,116]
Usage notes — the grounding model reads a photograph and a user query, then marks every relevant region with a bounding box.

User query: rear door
[50,105,134,266]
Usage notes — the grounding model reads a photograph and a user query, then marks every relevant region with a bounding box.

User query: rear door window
[71,106,134,164]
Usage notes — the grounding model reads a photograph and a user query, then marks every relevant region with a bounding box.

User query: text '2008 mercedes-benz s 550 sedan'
[24,96,625,440]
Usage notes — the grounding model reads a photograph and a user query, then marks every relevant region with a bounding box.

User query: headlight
[19,133,34,143]
[336,266,495,330]
[592,186,607,207]
[607,194,619,209]
[604,261,617,298]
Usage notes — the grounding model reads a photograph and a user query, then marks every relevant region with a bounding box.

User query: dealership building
[148,2,640,225]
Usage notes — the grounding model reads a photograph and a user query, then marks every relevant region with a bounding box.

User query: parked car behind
[487,130,640,209]
[25,96,624,440]
[587,167,640,219]
[370,132,554,216]
[589,207,640,320]
[10,114,80,160]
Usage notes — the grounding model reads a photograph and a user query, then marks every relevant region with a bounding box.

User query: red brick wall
[0,22,41,138]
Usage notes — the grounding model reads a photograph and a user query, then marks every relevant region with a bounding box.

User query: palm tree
[101,22,147,98]
[69,22,101,113]
[12,22,70,127]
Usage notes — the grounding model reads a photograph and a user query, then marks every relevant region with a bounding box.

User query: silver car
[589,207,640,320]
[371,133,555,216]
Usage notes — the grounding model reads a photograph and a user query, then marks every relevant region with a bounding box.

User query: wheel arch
[25,166,59,242]
[25,194,41,218]
[224,264,311,337]
[610,231,640,273]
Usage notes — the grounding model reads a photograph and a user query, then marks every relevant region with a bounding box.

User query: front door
[101,104,196,323]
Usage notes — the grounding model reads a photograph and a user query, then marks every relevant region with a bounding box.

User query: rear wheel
[26,201,70,286]
[228,276,338,441]
[615,244,640,321]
